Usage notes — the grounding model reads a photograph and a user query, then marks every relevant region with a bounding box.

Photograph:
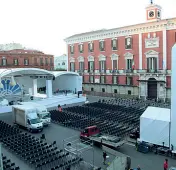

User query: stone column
[32,79,37,96]
[46,79,53,98]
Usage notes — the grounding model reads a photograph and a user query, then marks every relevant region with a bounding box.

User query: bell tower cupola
[146,0,162,22]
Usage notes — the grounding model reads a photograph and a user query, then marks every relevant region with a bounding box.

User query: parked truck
[12,105,43,132]
[18,102,51,126]
[80,125,126,149]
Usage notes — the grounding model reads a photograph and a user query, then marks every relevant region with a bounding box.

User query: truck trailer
[18,102,51,126]
[80,125,126,149]
[12,105,43,132]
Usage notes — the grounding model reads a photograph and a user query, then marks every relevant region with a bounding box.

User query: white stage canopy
[0,68,53,77]
[140,106,170,147]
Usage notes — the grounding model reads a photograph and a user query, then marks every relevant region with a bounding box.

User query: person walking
[103,151,107,164]
[164,159,168,170]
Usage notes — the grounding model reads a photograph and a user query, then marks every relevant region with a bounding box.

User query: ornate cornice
[124,52,133,59]
[65,18,176,44]
[98,54,106,61]
[88,55,94,61]
[78,56,84,62]
[111,53,119,60]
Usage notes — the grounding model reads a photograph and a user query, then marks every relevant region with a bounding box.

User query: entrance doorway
[148,78,157,99]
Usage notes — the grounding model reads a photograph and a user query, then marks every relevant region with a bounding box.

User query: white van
[18,102,51,126]
[12,105,43,132]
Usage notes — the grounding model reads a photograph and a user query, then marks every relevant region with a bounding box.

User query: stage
[0,93,86,114]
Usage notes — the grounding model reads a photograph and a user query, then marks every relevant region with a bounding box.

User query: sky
[0,0,176,56]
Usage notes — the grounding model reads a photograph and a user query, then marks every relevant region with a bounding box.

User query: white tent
[140,106,170,147]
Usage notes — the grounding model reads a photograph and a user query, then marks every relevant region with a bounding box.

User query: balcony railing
[110,70,119,73]
[125,69,133,73]
[71,69,169,74]
[99,69,106,73]
[88,69,94,73]
[77,70,84,73]
[137,69,167,74]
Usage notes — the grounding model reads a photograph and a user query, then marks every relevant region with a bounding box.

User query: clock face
[149,11,154,17]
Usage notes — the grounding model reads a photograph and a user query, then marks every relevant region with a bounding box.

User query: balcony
[137,69,167,74]
[110,70,119,74]
[99,70,106,74]
[125,69,133,73]
[77,70,84,75]
[88,70,94,74]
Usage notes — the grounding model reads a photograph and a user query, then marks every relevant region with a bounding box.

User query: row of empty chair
[50,98,170,138]
[0,120,82,170]
[2,153,20,170]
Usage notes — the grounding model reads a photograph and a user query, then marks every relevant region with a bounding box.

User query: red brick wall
[0,51,54,70]
[133,76,139,86]
[118,75,126,85]
[68,29,175,89]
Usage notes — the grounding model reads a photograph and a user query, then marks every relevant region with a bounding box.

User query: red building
[65,2,175,101]
[0,48,54,71]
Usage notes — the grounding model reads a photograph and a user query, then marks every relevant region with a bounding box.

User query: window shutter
[130,38,133,49]
[104,61,106,73]
[99,42,101,50]
[88,62,90,71]
[103,41,105,51]
[99,61,101,72]
[111,40,113,49]
[126,77,128,85]
[73,46,74,54]
[147,58,149,70]
[92,61,94,71]
[116,39,118,50]
[125,38,127,49]
[92,43,94,51]
[117,76,119,84]
[130,59,132,69]
[82,44,84,53]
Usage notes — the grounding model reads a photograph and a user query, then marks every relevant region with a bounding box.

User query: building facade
[65,2,175,101]
[0,44,54,71]
[54,54,68,71]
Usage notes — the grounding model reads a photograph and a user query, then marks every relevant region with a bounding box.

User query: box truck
[12,105,43,132]
[18,102,51,126]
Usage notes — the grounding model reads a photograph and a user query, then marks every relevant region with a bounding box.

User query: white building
[54,54,68,71]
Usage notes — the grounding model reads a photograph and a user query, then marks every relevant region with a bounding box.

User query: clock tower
[146,0,162,22]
